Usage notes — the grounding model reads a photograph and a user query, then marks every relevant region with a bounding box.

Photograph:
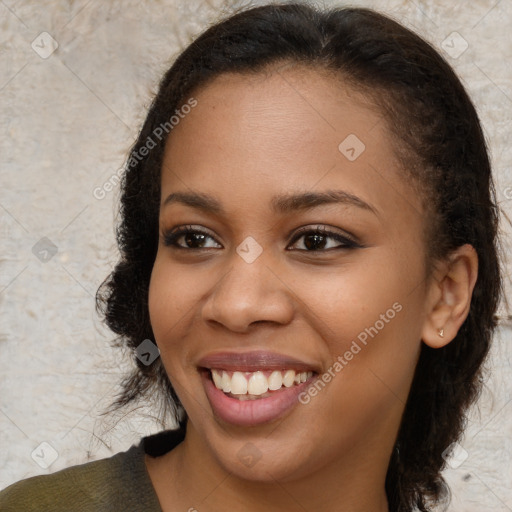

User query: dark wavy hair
[96,3,503,511]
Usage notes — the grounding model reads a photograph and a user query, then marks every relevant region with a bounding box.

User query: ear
[421,244,478,349]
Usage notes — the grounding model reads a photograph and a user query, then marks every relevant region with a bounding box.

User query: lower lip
[201,370,315,427]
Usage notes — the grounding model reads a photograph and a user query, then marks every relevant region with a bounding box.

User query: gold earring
[438,328,444,338]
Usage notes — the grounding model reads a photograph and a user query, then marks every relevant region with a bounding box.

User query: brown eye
[163,226,221,250]
[288,226,360,252]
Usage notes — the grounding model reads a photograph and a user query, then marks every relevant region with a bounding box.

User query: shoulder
[0,442,160,512]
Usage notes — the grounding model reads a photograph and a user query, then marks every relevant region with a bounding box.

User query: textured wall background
[1,0,511,510]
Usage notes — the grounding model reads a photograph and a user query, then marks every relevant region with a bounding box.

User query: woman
[0,3,502,512]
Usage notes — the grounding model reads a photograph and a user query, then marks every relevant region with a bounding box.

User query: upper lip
[197,350,319,373]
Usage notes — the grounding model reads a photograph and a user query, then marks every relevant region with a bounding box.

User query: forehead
[160,65,422,226]
[167,65,386,161]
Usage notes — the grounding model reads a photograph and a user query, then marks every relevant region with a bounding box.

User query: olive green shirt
[0,427,186,512]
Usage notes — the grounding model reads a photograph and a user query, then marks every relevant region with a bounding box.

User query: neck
[147,423,392,512]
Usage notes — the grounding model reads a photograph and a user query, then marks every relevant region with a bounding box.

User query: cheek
[149,257,181,316]
[148,256,191,372]
[148,255,205,335]
[148,254,220,374]
[293,249,424,406]
[294,248,421,345]
[148,258,196,395]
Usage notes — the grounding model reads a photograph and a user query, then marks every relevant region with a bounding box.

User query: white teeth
[212,369,223,389]
[210,369,314,397]
[231,371,248,395]
[283,370,295,387]
[248,371,268,395]
[268,370,283,390]
[221,371,231,393]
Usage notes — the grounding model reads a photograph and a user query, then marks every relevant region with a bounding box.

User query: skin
[145,64,478,512]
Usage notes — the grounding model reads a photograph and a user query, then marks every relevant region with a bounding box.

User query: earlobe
[422,244,478,349]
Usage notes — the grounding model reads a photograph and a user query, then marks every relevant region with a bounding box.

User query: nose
[201,250,295,333]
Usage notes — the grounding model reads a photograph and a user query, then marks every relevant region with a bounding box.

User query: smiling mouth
[205,368,316,400]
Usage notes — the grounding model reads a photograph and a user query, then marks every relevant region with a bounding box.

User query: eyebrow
[162,189,378,216]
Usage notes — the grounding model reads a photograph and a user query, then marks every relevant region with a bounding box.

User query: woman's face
[148,65,433,482]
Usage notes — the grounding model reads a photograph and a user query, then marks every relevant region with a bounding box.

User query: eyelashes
[289,225,360,251]
[162,224,361,252]
[163,225,220,250]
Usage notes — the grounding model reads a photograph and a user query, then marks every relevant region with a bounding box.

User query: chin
[196,416,326,483]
